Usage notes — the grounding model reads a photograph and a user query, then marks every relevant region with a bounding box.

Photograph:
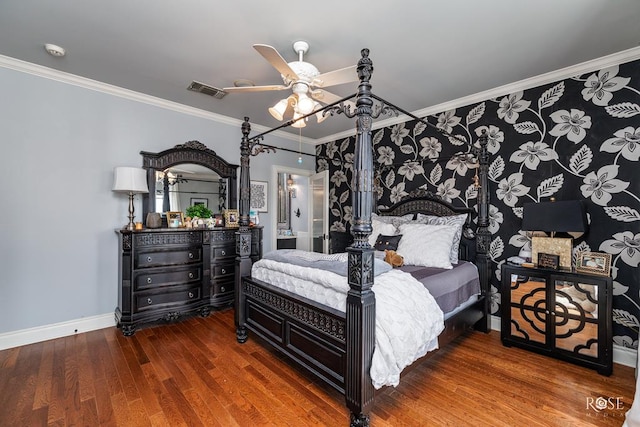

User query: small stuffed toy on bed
[384,250,404,268]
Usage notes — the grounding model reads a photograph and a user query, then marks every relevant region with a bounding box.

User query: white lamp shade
[295,93,315,115]
[291,113,306,128]
[268,98,289,121]
[112,167,149,193]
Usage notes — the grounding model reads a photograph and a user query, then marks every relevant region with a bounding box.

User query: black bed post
[345,49,376,427]
[235,117,252,343]
[475,131,491,333]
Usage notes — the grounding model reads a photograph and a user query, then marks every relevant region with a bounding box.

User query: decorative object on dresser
[522,199,587,268]
[112,166,149,231]
[224,209,239,227]
[166,211,183,228]
[501,263,612,375]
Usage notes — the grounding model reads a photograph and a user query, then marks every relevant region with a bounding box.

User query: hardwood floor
[0,309,635,426]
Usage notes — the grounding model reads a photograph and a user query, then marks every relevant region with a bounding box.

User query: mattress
[399,261,481,316]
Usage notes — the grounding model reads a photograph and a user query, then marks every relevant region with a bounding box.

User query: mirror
[277,172,292,231]
[153,164,227,214]
[554,280,598,356]
[141,141,238,221]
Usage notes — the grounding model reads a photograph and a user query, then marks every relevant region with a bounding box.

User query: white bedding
[252,258,445,389]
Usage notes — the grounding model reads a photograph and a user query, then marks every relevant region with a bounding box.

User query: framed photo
[537,252,560,270]
[576,252,612,276]
[224,209,239,228]
[250,180,268,213]
[190,197,208,208]
[214,214,224,227]
[166,211,183,228]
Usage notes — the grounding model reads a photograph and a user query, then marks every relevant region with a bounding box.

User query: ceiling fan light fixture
[291,112,306,128]
[268,98,289,121]
[295,93,315,115]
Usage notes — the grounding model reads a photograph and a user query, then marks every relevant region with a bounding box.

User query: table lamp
[113,167,149,230]
[522,199,587,268]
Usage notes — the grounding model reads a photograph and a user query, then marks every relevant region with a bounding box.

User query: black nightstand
[501,264,613,375]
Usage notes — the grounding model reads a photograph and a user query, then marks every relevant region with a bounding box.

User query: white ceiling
[1,1,639,142]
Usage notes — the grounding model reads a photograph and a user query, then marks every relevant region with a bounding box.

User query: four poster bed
[233,49,491,426]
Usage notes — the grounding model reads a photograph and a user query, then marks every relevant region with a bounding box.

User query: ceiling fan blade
[253,44,299,81]
[313,65,357,87]
[222,84,291,93]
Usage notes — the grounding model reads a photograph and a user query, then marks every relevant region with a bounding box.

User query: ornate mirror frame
[140,140,238,220]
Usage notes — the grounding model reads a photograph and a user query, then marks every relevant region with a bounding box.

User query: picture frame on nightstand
[576,251,612,276]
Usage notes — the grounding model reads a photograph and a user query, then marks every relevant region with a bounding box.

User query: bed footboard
[240,277,348,392]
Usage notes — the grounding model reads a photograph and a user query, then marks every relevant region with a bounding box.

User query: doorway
[270,166,328,253]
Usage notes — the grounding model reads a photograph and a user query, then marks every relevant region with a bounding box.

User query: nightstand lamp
[522,199,587,268]
[113,167,149,230]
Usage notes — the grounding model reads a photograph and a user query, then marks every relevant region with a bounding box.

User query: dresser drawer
[135,248,202,268]
[134,267,201,291]
[134,286,201,313]
[213,262,234,278]
[212,245,234,260]
[213,280,234,295]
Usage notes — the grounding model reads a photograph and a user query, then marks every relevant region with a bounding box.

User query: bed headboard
[378,189,475,262]
[330,189,476,262]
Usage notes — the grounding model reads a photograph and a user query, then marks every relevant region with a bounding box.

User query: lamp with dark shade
[521,199,588,268]
[113,167,149,230]
[522,200,587,235]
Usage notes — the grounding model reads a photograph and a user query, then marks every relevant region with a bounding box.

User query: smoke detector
[44,43,66,57]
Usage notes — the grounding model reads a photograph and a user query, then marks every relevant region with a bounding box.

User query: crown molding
[312,45,640,145]
[0,54,316,145]
[3,46,640,147]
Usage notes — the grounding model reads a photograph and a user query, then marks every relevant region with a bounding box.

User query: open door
[310,170,329,253]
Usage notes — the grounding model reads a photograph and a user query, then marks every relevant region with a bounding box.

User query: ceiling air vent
[187,81,227,99]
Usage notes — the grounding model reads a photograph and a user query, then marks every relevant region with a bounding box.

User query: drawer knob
[188,292,194,298]
[189,252,194,259]
[147,298,153,305]
[147,256,152,262]
[220,286,226,293]
[147,277,152,284]
[188,272,194,279]
[221,250,226,256]
[221,268,226,274]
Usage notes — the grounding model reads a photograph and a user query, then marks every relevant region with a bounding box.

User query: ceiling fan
[222,41,357,127]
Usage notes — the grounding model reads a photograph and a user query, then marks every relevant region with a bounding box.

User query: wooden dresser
[116,226,262,335]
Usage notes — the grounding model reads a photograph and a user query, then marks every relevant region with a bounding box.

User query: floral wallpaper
[316,59,640,349]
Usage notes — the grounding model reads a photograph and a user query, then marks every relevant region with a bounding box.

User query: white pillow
[396,223,458,269]
[368,219,397,247]
[415,213,468,264]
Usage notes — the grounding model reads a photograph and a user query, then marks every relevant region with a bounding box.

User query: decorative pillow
[368,219,397,247]
[374,234,403,251]
[372,213,415,229]
[415,213,468,264]
[396,223,458,269]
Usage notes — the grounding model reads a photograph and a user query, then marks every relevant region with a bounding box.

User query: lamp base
[126,192,136,231]
[531,236,573,268]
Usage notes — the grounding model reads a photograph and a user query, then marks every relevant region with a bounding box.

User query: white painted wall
[0,63,314,337]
